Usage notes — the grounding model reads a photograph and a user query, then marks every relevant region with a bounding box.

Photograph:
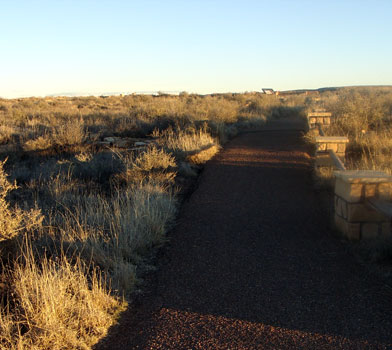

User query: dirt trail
[96,121,392,349]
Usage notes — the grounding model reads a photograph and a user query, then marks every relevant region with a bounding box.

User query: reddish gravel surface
[95,122,392,350]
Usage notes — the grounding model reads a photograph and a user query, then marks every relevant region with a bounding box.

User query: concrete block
[347,203,387,222]
[361,223,379,239]
[335,178,363,202]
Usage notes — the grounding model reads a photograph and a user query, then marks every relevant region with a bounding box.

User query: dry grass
[0,93,303,152]
[0,91,305,349]
[0,160,42,243]
[113,146,177,187]
[186,144,220,165]
[0,247,124,350]
[308,87,392,174]
[154,124,218,160]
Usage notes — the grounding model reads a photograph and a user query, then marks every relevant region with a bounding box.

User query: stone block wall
[307,112,332,129]
[306,110,392,241]
[334,171,392,240]
[315,136,349,156]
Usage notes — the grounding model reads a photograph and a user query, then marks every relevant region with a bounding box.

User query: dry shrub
[114,146,176,187]
[24,134,54,151]
[54,118,87,146]
[155,125,217,160]
[23,118,87,151]
[0,249,124,350]
[0,160,42,243]
[3,92,305,148]
[186,144,220,164]
[0,124,16,144]
[45,181,176,295]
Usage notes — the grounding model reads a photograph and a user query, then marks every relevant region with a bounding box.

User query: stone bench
[334,170,392,240]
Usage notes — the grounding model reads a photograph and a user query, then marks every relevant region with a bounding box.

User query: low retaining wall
[307,110,392,240]
[315,136,349,156]
[307,112,332,129]
[334,171,392,240]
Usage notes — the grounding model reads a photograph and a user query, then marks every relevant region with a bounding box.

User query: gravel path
[96,122,392,349]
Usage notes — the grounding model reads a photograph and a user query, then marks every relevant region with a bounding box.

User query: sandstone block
[341,199,348,219]
[364,184,377,198]
[316,154,333,167]
[316,142,327,151]
[347,203,387,222]
[334,170,392,184]
[323,117,331,125]
[378,183,392,200]
[361,223,379,239]
[335,196,342,217]
[335,214,360,240]
[335,178,362,202]
[317,117,323,123]
[309,117,316,124]
[337,143,346,153]
[326,143,338,152]
[381,222,391,237]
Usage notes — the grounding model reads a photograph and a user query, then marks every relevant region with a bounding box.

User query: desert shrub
[23,118,87,151]
[53,118,87,146]
[73,151,123,183]
[155,125,217,160]
[113,146,176,187]
[23,134,54,151]
[267,105,305,120]
[0,160,42,243]
[0,250,123,350]
[320,87,392,174]
[133,146,176,172]
[0,124,16,144]
[48,183,177,295]
[323,87,392,138]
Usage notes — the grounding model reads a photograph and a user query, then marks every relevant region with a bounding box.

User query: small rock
[115,140,129,148]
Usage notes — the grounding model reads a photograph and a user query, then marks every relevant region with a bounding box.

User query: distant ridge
[3,85,392,100]
[47,90,182,97]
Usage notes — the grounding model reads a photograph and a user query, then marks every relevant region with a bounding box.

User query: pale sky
[1,0,391,98]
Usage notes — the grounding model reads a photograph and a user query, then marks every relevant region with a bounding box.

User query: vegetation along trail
[96,121,392,350]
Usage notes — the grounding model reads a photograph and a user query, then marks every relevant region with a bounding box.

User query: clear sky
[1,0,391,98]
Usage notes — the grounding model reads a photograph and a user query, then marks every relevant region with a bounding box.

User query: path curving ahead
[96,122,392,350]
